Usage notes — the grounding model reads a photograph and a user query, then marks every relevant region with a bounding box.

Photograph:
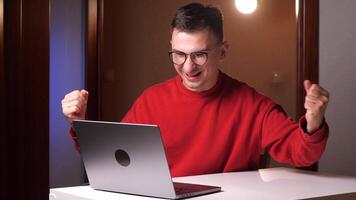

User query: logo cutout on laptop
[115,149,130,167]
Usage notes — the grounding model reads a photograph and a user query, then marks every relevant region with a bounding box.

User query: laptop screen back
[73,120,176,199]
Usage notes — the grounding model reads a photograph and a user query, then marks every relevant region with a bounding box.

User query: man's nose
[183,55,196,72]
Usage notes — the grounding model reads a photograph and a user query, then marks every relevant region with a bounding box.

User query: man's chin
[183,80,203,92]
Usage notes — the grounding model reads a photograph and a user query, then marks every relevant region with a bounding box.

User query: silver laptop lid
[73,120,176,199]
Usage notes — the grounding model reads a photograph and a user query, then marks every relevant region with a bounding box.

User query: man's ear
[220,41,229,60]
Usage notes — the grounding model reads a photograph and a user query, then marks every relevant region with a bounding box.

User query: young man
[62,3,329,177]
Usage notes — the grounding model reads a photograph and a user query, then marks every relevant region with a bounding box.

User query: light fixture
[235,0,258,14]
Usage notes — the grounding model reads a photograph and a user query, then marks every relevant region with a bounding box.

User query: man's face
[170,28,227,92]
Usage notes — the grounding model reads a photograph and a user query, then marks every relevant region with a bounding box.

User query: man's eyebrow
[171,49,185,53]
[171,48,209,53]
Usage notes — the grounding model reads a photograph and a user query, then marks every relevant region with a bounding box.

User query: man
[62,3,329,177]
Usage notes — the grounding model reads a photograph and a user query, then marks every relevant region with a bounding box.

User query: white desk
[50,167,356,200]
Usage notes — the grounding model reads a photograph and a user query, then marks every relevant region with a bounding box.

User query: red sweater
[71,72,328,177]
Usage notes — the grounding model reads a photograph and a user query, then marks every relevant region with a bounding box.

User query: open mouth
[184,71,202,82]
[186,71,202,77]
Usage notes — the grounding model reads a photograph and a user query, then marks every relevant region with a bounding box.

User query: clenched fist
[61,89,89,125]
[304,80,330,133]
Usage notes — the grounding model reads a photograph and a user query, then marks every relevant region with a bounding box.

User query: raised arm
[61,89,89,151]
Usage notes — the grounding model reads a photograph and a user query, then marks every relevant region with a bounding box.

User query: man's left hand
[304,80,330,134]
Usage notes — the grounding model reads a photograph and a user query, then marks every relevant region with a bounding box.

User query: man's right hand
[61,89,89,125]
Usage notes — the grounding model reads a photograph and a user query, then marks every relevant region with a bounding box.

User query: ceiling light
[235,0,258,14]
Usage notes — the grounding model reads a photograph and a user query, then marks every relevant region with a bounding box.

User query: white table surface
[49,167,356,200]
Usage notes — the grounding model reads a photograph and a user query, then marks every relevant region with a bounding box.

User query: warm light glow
[296,0,299,18]
[235,0,258,14]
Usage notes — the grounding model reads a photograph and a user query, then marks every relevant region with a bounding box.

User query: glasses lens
[191,52,208,65]
[170,52,186,65]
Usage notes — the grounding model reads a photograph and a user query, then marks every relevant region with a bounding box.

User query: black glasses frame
[168,50,209,66]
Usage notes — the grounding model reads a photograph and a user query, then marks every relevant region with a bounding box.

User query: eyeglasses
[168,49,211,66]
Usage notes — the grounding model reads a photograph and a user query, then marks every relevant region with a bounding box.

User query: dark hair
[171,3,224,44]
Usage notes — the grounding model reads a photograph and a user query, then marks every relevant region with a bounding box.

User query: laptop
[73,120,221,199]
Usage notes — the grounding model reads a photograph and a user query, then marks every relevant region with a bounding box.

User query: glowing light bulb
[235,0,258,14]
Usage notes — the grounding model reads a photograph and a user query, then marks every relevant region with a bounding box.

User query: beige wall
[319,0,356,176]
[100,0,297,121]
